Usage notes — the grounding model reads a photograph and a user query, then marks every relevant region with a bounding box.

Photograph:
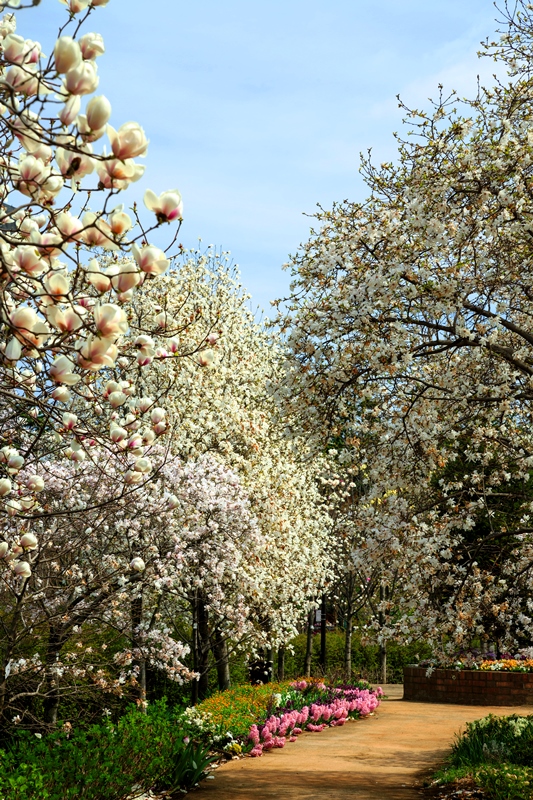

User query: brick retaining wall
[403,666,533,705]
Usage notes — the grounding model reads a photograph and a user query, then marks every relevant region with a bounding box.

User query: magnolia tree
[123,249,333,679]
[274,1,533,653]
[0,0,221,567]
[0,448,266,726]
[0,0,230,727]
[0,242,333,727]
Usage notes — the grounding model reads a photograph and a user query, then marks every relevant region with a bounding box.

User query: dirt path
[193,685,533,799]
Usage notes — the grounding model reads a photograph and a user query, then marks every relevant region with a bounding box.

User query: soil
[191,684,531,800]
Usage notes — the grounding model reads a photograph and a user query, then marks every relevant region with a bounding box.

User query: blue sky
[28,0,502,310]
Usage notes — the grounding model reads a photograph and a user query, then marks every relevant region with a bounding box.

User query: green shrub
[0,702,214,800]
[281,631,431,682]
[476,764,533,800]
[435,714,533,800]
[452,714,533,768]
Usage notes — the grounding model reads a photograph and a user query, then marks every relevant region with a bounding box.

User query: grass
[433,714,533,799]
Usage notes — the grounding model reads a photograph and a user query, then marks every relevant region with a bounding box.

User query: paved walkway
[193,685,533,800]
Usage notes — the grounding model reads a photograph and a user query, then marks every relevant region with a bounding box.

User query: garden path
[192,684,533,799]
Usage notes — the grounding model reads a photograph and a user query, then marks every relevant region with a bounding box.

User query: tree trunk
[344,613,353,681]
[304,609,314,677]
[277,646,285,681]
[197,595,210,700]
[379,642,387,685]
[43,627,63,725]
[131,583,146,710]
[191,597,199,705]
[319,594,327,675]
[378,584,387,685]
[265,647,273,684]
[213,628,231,691]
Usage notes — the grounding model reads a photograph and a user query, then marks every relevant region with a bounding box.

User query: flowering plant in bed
[419,648,533,673]
[193,678,382,758]
[247,679,383,758]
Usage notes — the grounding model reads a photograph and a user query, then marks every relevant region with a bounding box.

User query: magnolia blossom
[19,533,38,550]
[79,32,105,60]
[107,261,141,293]
[26,476,44,492]
[108,207,132,236]
[93,303,128,338]
[64,60,99,95]
[53,36,82,74]
[49,356,81,385]
[59,0,91,12]
[144,189,183,222]
[132,243,169,276]
[59,94,81,126]
[77,335,118,370]
[96,158,144,190]
[13,561,31,578]
[3,33,40,65]
[197,349,214,367]
[80,212,115,249]
[85,94,111,131]
[107,121,148,159]
[56,146,94,181]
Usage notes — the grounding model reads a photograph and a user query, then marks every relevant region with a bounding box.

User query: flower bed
[246,679,382,757]
[432,713,533,800]
[194,677,382,758]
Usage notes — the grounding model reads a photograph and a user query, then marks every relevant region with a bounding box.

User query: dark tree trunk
[277,646,285,681]
[43,627,63,725]
[191,597,199,705]
[213,628,231,691]
[131,583,146,710]
[319,594,327,674]
[379,584,387,685]
[265,647,273,683]
[304,609,314,677]
[197,595,210,700]
[344,613,353,681]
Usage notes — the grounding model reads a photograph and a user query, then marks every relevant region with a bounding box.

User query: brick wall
[403,666,533,705]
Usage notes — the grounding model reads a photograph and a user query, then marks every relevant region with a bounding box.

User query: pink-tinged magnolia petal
[54,36,82,74]
[13,561,31,578]
[49,355,81,385]
[5,337,22,361]
[86,94,111,130]
[59,94,81,126]
[107,122,148,159]
[64,60,99,95]
[79,32,105,60]
[19,532,38,550]
[93,303,128,338]
[132,243,169,276]
[143,189,183,222]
